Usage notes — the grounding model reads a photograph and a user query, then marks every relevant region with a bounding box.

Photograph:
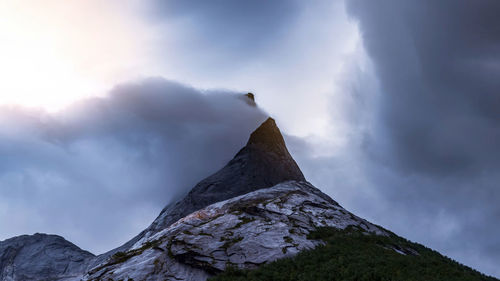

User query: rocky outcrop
[0,233,94,281]
[83,181,386,281]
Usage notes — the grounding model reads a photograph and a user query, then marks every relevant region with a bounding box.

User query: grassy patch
[228,216,256,230]
[222,236,244,249]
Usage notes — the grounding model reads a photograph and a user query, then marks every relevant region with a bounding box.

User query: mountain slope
[0,233,94,281]
[83,181,386,281]
[211,227,498,281]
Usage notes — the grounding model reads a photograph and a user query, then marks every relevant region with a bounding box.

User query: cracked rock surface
[83,181,387,281]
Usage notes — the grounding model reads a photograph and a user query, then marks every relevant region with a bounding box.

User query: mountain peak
[247,117,285,148]
[176,116,304,208]
[126,117,305,238]
[94,117,306,266]
[193,116,305,197]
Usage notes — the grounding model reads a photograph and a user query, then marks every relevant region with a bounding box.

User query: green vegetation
[210,226,498,281]
[283,236,294,244]
[229,216,257,230]
[221,236,244,249]
[88,240,162,276]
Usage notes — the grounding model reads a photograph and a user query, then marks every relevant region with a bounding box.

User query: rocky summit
[141,117,306,239]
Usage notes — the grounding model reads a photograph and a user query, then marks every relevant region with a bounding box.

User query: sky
[0,0,499,278]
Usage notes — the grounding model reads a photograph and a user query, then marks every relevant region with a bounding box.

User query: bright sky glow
[0,0,149,110]
[0,0,361,143]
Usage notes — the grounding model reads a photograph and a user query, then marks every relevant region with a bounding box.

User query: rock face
[149,117,305,236]
[83,181,386,281]
[0,117,388,281]
[0,233,94,281]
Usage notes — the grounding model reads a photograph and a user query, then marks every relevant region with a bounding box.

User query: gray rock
[0,233,94,281]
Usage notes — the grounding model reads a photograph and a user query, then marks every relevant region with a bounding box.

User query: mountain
[0,117,497,281]
[0,233,94,281]
[88,117,306,268]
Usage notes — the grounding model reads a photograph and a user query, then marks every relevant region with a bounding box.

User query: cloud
[347,0,500,176]
[2,0,498,278]
[137,0,359,139]
[0,78,266,254]
[144,0,301,70]
[293,0,500,277]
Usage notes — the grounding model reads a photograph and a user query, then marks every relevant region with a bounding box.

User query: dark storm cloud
[0,78,266,253]
[338,0,500,277]
[347,0,500,176]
